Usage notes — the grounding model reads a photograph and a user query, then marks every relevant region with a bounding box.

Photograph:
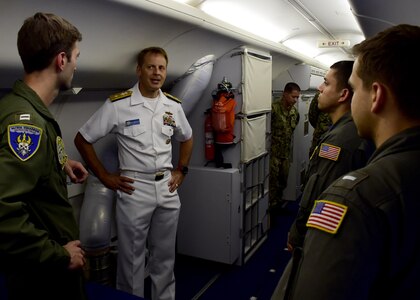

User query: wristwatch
[178,165,189,175]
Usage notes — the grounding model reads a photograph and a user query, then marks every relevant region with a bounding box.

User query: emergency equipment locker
[177,47,272,265]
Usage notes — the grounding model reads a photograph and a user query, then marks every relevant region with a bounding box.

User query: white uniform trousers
[116,170,180,300]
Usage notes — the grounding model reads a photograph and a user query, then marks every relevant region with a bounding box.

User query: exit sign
[317,40,351,48]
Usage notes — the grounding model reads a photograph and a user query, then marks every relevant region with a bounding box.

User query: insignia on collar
[8,124,42,161]
[56,136,68,169]
[306,200,348,234]
[164,92,182,103]
[318,143,341,161]
[110,90,133,102]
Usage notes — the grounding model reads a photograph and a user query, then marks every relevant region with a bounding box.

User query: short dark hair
[353,24,420,119]
[284,82,301,93]
[17,12,82,73]
[137,47,168,67]
[330,60,354,100]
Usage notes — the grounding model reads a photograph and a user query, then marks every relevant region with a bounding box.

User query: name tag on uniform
[125,119,140,126]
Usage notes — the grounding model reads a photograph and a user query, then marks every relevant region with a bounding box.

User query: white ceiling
[0,0,418,90]
[175,0,365,66]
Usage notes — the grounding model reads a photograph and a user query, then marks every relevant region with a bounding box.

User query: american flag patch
[306,200,347,234]
[318,143,341,161]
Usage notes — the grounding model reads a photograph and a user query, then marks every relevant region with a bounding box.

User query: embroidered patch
[163,112,176,127]
[319,143,341,161]
[56,136,68,169]
[19,114,31,121]
[306,200,347,234]
[125,119,140,126]
[8,124,42,161]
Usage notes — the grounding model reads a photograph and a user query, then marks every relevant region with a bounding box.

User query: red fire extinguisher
[204,109,215,161]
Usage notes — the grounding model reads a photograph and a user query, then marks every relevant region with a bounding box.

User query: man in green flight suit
[286,60,374,251]
[269,82,301,211]
[0,12,88,300]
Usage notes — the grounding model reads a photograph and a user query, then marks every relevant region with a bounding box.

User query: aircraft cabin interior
[0,0,417,299]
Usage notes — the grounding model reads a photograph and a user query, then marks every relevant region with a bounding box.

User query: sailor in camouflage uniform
[269,82,301,209]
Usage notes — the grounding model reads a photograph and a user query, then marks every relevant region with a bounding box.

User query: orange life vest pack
[211,91,236,144]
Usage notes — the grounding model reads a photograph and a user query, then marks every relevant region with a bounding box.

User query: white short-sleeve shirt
[79,83,192,173]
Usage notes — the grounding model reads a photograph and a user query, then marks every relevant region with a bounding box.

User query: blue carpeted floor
[190,202,297,300]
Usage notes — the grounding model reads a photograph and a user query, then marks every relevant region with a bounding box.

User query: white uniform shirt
[79,83,192,173]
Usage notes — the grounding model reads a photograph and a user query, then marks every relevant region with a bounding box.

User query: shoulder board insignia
[164,92,182,104]
[8,124,42,161]
[109,90,133,102]
[318,143,341,161]
[306,200,348,234]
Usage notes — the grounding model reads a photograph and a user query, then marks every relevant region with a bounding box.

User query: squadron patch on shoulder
[109,90,133,102]
[306,200,347,234]
[164,92,182,103]
[8,124,42,161]
[318,143,341,161]
[56,136,68,169]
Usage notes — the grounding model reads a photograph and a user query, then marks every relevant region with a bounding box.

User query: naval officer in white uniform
[74,46,193,300]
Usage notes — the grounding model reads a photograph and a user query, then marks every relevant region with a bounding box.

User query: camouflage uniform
[269,100,300,207]
[308,93,332,158]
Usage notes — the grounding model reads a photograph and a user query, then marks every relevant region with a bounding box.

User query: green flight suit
[288,112,373,248]
[0,80,87,300]
[276,126,420,300]
[269,100,299,206]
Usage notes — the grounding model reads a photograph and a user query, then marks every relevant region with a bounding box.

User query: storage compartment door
[241,114,267,163]
[241,50,272,115]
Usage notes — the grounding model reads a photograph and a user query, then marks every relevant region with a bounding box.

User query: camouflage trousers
[269,157,290,207]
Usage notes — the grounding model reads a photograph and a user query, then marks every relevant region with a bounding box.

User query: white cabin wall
[0,0,244,90]
[51,91,122,170]
[272,64,312,91]
[50,91,121,223]
[173,46,244,168]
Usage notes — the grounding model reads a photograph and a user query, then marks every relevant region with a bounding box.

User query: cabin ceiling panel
[0,0,212,89]
[349,0,420,37]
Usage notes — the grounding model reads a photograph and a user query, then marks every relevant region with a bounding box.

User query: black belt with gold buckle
[155,172,164,181]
